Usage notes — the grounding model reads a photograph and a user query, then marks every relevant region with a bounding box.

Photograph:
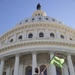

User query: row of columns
[0,53,75,75]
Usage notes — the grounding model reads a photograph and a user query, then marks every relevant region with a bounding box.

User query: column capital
[15,53,20,57]
[32,51,37,55]
[0,57,5,61]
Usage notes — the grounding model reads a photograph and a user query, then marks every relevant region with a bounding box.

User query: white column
[0,58,4,75]
[6,67,10,75]
[14,54,20,75]
[67,54,75,75]
[19,64,23,75]
[63,63,69,75]
[50,52,57,75]
[32,52,37,75]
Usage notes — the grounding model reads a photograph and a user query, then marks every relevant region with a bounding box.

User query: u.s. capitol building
[0,4,75,75]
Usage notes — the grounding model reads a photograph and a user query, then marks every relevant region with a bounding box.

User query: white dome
[16,10,63,26]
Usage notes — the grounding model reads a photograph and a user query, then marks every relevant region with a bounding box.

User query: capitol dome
[0,3,75,75]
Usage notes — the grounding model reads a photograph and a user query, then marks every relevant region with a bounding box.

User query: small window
[46,18,48,20]
[60,35,64,39]
[20,22,22,25]
[32,18,34,20]
[39,32,44,37]
[52,19,55,21]
[59,21,62,24]
[10,39,13,42]
[39,17,41,20]
[25,20,28,22]
[18,35,22,40]
[50,33,55,38]
[28,33,33,38]
[70,38,73,41]
[35,14,37,16]
[38,14,40,16]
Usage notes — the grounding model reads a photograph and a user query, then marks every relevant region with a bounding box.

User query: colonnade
[0,52,75,75]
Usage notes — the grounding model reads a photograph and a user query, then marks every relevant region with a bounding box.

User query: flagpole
[42,55,55,73]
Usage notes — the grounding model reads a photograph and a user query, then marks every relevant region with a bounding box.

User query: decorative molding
[0,40,75,53]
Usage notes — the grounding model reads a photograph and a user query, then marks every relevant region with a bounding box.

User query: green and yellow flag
[50,56,64,68]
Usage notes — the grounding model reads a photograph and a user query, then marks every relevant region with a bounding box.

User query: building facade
[0,4,75,75]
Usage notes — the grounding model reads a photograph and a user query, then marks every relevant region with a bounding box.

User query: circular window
[28,33,33,38]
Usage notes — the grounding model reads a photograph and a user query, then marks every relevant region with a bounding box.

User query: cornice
[0,40,75,53]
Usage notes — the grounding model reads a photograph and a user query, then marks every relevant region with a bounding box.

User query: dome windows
[32,18,34,21]
[28,33,33,38]
[38,13,40,16]
[46,18,48,20]
[39,32,44,37]
[60,35,64,39]
[52,19,56,22]
[10,39,13,42]
[25,20,28,22]
[20,22,22,25]
[18,35,22,40]
[39,17,41,20]
[50,33,55,38]
[70,38,73,41]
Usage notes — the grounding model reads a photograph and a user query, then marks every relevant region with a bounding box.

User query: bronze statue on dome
[36,3,41,10]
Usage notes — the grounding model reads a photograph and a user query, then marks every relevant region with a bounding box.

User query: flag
[50,56,64,68]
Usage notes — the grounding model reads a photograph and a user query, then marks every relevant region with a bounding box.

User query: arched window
[60,35,64,39]
[25,20,28,22]
[18,35,22,40]
[10,39,13,42]
[46,18,48,20]
[56,66,62,75]
[50,33,55,38]
[70,38,73,41]
[28,33,33,38]
[3,71,6,75]
[40,65,47,75]
[32,18,34,21]
[52,19,55,21]
[25,66,32,75]
[39,32,44,37]
[39,17,41,21]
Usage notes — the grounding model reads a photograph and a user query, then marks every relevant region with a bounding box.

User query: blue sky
[0,0,75,36]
